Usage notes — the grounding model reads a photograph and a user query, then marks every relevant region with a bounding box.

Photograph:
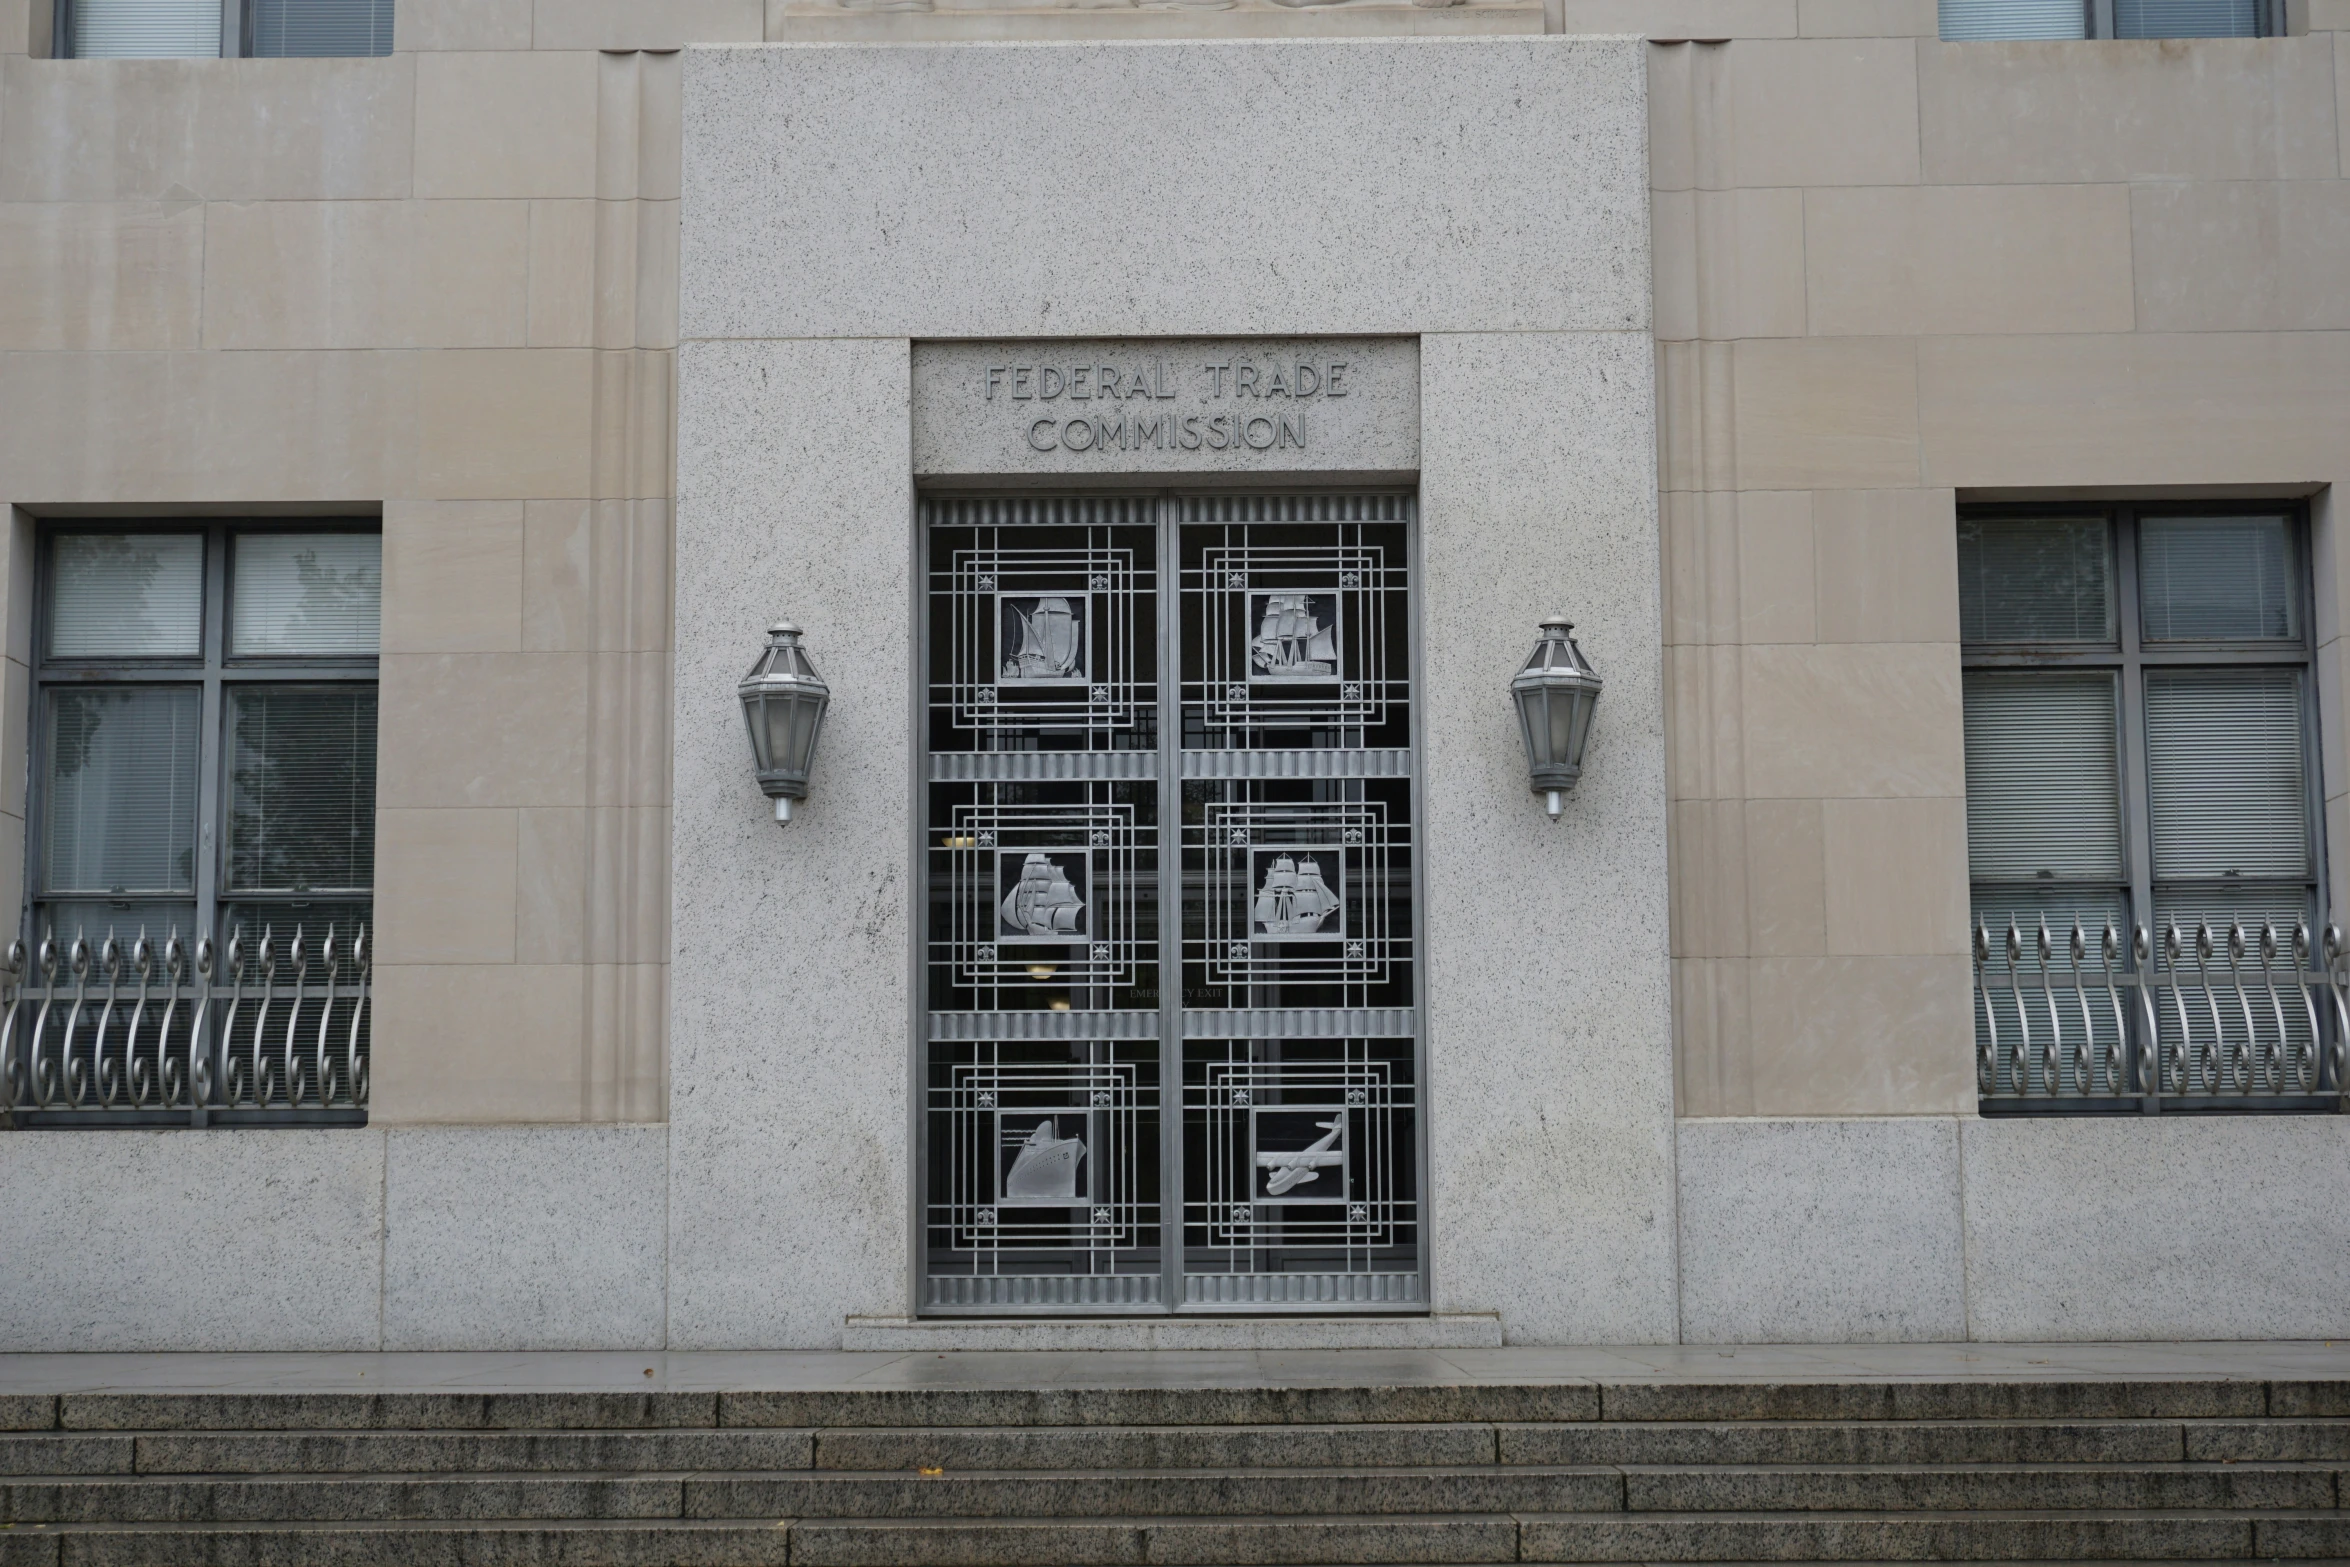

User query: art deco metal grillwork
[1188,788,1411,999]
[929,497,1156,756]
[1182,1037,1420,1305]
[0,921,370,1127]
[930,789,1153,1008]
[920,493,1424,1314]
[1181,495,1411,749]
[1973,913,2350,1110]
[924,1039,1161,1309]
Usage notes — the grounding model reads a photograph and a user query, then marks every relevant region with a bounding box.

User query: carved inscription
[912,338,1417,474]
[984,357,1352,455]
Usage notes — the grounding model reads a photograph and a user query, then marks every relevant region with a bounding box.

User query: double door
[919,493,1425,1313]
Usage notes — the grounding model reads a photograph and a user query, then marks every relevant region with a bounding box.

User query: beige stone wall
[1653,30,2350,1114]
[0,10,696,1121]
[0,0,2339,1126]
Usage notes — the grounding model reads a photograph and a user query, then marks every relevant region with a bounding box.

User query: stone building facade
[0,0,2343,1349]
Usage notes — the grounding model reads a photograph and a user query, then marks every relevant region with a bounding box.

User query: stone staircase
[4,1374,2350,1564]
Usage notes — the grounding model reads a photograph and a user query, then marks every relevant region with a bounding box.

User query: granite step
[4,1418,2261,1475]
[27,1377,2305,1434]
[0,1473,685,1525]
[0,1518,796,1566]
[0,1465,1622,1524]
[2185,1419,2350,1461]
[1501,1421,2192,1467]
[1591,1383,2272,1425]
[685,1465,1624,1518]
[125,1429,814,1476]
[44,1384,1607,1433]
[1619,1461,2338,1512]
[813,1422,1501,1470]
[1514,1507,2346,1562]
[0,1438,135,1478]
[778,1511,1523,1565]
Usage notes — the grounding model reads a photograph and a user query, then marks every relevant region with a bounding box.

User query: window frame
[25,519,382,957]
[50,0,394,58]
[1961,498,2330,1112]
[1938,0,2279,41]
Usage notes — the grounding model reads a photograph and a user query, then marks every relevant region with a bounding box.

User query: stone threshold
[840,1312,1507,1351]
[4,1342,2350,1398]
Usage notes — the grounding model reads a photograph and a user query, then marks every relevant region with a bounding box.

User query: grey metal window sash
[2114,515,2158,1108]
[24,522,378,982]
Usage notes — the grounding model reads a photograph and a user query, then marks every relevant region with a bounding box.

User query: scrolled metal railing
[0,923,369,1128]
[1975,914,2350,1110]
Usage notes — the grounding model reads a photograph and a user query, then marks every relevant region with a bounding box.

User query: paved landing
[2,1342,2347,1396]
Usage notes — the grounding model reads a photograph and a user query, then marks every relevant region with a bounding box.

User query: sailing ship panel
[1247,590,1340,683]
[997,593,1090,686]
[1249,846,1345,941]
[997,850,1091,943]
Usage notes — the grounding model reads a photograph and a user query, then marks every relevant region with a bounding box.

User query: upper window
[30,524,381,957]
[1938,0,2274,38]
[1961,504,2333,1111]
[59,0,392,58]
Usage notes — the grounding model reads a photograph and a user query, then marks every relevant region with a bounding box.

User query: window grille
[1960,503,2339,1113]
[919,493,1425,1314]
[1,523,378,1128]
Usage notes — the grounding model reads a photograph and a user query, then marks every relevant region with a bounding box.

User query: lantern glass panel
[1546,687,1580,758]
[762,691,814,775]
[742,691,775,772]
[1515,685,1548,766]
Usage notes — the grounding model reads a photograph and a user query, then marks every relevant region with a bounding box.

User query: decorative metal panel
[922,1039,1163,1306]
[1179,494,1412,751]
[1181,1036,1419,1295]
[920,493,1424,1313]
[928,497,1158,757]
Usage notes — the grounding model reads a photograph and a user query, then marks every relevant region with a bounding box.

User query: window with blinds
[248,0,394,57]
[28,525,380,958]
[1960,505,2321,1103]
[1939,0,2263,38]
[1938,0,2086,38]
[66,0,220,57]
[61,0,394,55]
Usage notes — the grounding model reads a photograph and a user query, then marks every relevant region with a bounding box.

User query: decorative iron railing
[1974,915,2350,1111]
[0,924,369,1127]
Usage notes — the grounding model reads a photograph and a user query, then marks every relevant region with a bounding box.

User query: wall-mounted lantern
[1511,616,1603,822]
[738,621,831,826]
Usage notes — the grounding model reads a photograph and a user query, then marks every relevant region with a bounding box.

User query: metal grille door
[920,494,1423,1314]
